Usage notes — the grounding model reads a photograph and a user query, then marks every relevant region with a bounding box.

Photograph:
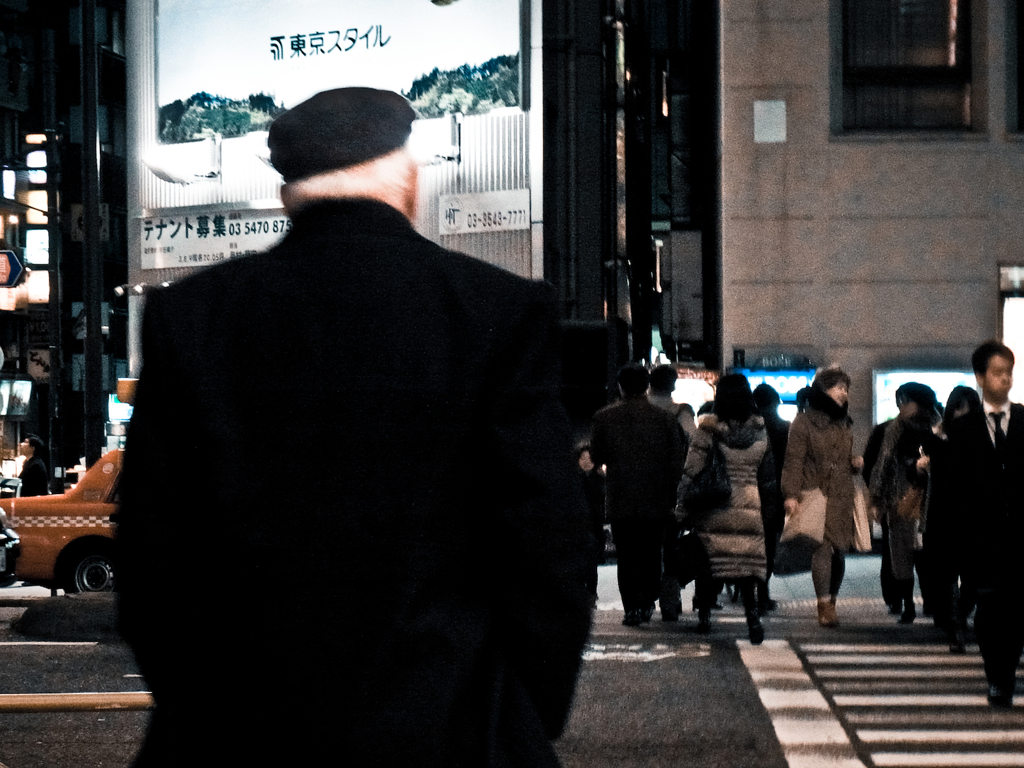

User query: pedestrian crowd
[584,339,1024,709]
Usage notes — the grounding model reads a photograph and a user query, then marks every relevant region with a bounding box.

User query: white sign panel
[439,190,531,235]
[137,208,291,270]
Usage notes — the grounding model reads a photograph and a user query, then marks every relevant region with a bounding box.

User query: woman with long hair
[922,385,983,651]
[675,373,778,644]
[781,367,863,627]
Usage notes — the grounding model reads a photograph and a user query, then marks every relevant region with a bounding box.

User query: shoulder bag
[683,439,731,513]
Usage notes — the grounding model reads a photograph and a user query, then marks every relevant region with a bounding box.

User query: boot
[740,580,764,644]
[696,607,711,634]
[818,597,839,628]
[898,580,916,624]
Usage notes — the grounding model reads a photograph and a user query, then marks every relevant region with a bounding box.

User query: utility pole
[81,0,104,467]
[42,29,63,492]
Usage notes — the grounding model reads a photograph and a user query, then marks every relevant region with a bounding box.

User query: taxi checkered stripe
[11,516,111,529]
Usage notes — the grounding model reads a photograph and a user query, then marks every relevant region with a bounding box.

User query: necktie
[992,412,1007,457]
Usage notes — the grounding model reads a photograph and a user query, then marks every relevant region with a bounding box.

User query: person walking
[575,439,607,600]
[591,364,685,626]
[868,382,940,624]
[648,363,691,621]
[752,383,788,613]
[116,88,595,767]
[17,434,49,497]
[781,366,864,628]
[923,385,982,652]
[946,340,1024,709]
[675,373,777,644]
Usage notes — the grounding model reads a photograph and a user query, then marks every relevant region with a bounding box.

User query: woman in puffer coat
[676,374,778,644]
[781,366,863,628]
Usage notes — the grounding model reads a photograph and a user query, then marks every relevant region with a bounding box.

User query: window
[843,0,971,130]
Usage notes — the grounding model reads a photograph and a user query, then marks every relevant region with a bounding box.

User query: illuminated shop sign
[872,369,977,425]
[734,369,814,403]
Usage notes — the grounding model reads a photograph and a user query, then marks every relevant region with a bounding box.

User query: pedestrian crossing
[741,640,1024,768]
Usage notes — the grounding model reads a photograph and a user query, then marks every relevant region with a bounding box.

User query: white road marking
[834,694,1005,707]
[817,668,984,679]
[858,730,1024,744]
[871,754,1024,767]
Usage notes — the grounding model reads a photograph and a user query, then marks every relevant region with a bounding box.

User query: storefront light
[26,270,50,304]
[25,191,47,225]
[25,229,49,265]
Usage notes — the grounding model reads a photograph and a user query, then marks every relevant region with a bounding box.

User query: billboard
[156,0,521,146]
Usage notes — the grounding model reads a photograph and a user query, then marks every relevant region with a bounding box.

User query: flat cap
[268,87,416,183]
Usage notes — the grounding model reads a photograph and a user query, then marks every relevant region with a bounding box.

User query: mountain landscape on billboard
[404,54,519,118]
[158,92,285,144]
[157,54,520,144]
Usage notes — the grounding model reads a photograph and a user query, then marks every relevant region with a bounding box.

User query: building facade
[720,0,1023,444]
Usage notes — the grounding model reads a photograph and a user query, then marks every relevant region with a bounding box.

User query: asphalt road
[0,556,1020,768]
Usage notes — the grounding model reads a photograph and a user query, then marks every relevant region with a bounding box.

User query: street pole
[81,0,104,467]
[42,29,63,492]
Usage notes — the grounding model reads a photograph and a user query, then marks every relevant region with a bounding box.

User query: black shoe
[696,609,711,634]
[899,606,916,624]
[661,607,680,622]
[622,610,642,627]
[641,604,655,623]
[948,628,966,654]
[888,600,902,616]
[988,684,1014,710]
[746,613,764,645]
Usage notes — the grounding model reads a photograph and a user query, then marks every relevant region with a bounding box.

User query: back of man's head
[268,88,416,183]
[649,365,678,395]
[617,364,650,397]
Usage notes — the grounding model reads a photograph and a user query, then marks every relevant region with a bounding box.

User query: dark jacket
[117,199,594,768]
[945,404,1024,587]
[590,395,685,522]
[18,455,48,497]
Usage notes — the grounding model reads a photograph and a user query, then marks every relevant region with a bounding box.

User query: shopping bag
[852,484,872,553]
[780,488,827,544]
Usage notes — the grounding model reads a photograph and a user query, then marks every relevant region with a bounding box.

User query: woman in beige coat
[781,367,864,627]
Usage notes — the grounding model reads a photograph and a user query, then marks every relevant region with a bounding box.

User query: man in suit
[590,364,684,626]
[947,340,1024,709]
[116,88,594,766]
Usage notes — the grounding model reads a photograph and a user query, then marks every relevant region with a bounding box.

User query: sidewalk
[595,552,898,619]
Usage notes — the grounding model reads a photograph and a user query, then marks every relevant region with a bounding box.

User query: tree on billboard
[404,54,519,118]
[158,91,285,143]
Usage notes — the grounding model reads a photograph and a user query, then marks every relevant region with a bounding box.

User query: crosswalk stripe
[833,694,998,707]
[802,645,978,654]
[871,754,1024,767]
[808,654,983,665]
[858,730,1024,744]
[817,668,984,679]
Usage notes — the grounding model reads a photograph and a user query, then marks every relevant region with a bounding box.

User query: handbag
[669,530,710,588]
[780,488,827,544]
[852,484,872,553]
[683,440,731,513]
[896,485,924,521]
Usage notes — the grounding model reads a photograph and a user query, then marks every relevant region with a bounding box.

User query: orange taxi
[3,449,122,592]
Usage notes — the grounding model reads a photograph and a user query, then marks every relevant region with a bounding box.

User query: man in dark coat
[947,340,1024,709]
[590,364,684,626]
[116,88,594,767]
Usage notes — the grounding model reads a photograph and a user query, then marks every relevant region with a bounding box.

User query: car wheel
[67,552,115,593]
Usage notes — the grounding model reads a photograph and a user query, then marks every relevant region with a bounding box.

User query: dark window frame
[842,0,973,131]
